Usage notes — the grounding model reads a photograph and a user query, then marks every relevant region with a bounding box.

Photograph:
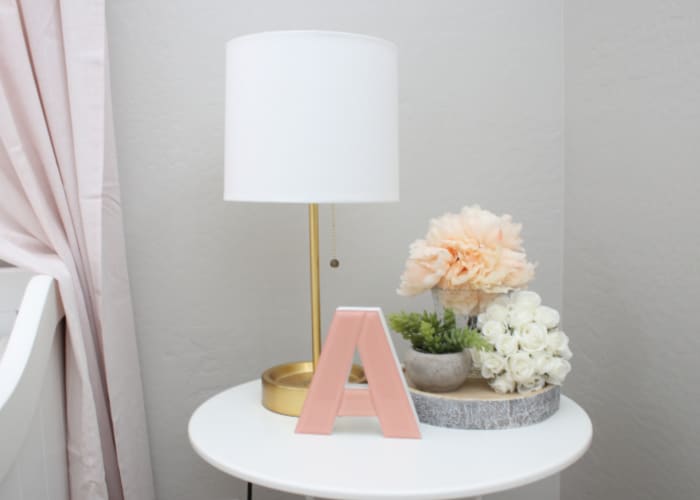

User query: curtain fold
[0,1,155,499]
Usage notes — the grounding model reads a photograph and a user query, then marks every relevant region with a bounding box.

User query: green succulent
[388,309,493,354]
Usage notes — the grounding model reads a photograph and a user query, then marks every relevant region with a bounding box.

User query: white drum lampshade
[224,30,399,203]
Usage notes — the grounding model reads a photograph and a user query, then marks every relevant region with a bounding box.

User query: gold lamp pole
[308,203,322,369]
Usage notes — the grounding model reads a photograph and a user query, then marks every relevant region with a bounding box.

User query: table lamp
[224,30,399,416]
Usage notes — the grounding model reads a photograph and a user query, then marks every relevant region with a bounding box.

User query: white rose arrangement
[473,291,572,394]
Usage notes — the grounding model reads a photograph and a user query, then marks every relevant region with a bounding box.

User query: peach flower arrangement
[397,206,536,315]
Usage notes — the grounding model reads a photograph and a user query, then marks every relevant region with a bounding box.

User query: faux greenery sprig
[388,309,493,354]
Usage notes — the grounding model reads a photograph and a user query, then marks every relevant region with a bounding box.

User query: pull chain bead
[330,204,339,268]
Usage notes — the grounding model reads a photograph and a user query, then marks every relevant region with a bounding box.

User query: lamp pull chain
[330,204,340,269]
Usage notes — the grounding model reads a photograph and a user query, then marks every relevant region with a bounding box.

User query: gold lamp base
[260,205,364,417]
[262,361,366,416]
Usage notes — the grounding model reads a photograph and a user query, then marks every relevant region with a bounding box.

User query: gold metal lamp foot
[262,361,365,416]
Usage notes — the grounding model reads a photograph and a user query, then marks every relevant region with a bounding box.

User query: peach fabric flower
[397,206,535,313]
[396,240,452,296]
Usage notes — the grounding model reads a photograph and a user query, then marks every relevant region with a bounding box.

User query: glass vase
[431,288,479,329]
[432,288,487,377]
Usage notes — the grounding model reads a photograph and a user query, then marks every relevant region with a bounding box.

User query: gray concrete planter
[404,349,472,393]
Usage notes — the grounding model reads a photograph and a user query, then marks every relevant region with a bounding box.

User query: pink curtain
[0,1,155,499]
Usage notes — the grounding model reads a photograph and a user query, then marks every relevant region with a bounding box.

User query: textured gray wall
[563,1,700,499]
[107,1,563,499]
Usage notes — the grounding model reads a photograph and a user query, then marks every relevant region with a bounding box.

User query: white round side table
[189,380,591,500]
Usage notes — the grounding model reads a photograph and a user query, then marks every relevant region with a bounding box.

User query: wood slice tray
[407,376,560,430]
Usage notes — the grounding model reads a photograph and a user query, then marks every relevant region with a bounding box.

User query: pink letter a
[296,308,421,439]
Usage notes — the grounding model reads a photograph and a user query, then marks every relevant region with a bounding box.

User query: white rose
[531,351,553,374]
[507,352,536,384]
[476,313,488,329]
[512,290,541,310]
[495,333,519,356]
[509,307,535,329]
[517,375,546,394]
[481,320,506,341]
[490,372,515,394]
[485,303,509,323]
[545,330,569,354]
[559,345,573,360]
[470,348,483,369]
[480,352,507,378]
[517,323,548,353]
[545,358,572,385]
[534,305,560,329]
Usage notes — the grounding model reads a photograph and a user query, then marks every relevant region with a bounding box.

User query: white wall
[563,1,700,499]
[107,1,563,499]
